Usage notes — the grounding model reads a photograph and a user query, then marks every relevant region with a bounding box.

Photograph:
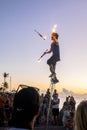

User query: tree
[3,72,9,90]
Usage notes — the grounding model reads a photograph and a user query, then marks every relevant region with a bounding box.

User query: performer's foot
[51,77,59,84]
[49,73,53,77]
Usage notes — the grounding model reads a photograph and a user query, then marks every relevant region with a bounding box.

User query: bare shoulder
[55,41,59,45]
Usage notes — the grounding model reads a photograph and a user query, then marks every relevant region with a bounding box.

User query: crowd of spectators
[0,88,75,129]
[0,87,86,130]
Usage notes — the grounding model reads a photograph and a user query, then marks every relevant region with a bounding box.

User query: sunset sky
[0,0,87,94]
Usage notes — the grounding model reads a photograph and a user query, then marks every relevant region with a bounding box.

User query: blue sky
[0,0,87,93]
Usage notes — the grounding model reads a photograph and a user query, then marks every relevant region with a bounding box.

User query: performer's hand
[44,52,47,55]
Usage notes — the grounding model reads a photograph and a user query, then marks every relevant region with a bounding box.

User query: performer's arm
[46,49,52,54]
[45,44,52,54]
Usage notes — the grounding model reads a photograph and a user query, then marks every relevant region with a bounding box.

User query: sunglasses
[16,84,39,93]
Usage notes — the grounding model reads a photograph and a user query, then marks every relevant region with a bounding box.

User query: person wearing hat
[8,87,40,130]
[44,32,60,83]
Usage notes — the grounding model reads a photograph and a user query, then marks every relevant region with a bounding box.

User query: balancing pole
[46,78,55,127]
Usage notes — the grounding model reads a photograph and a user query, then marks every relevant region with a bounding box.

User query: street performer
[44,32,60,83]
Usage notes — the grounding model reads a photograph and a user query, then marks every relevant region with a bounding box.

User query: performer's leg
[49,64,56,77]
[50,64,55,74]
[53,64,56,74]
[47,56,56,77]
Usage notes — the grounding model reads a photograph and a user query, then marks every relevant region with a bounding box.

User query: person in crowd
[62,105,71,129]
[58,96,70,127]
[68,107,75,130]
[51,93,60,125]
[4,94,11,125]
[63,96,70,107]
[46,88,51,103]
[53,89,58,97]
[75,100,87,130]
[0,93,7,126]
[40,98,48,124]
[8,87,40,130]
[69,96,76,110]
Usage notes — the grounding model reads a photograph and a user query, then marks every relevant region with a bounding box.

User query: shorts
[47,55,60,66]
[52,108,59,116]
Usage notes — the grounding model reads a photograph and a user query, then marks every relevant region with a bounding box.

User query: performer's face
[51,34,56,40]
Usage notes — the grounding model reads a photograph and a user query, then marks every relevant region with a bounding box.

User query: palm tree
[3,72,9,81]
[3,72,9,90]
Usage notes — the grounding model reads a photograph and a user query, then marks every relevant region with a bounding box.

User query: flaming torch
[34,29,46,40]
[38,49,48,62]
[52,24,57,33]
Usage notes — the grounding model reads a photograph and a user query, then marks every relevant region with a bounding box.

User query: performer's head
[51,32,59,40]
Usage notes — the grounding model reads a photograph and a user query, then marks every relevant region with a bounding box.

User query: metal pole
[46,79,55,127]
[10,76,11,91]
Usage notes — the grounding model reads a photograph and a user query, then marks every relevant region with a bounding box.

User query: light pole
[10,76,11,91]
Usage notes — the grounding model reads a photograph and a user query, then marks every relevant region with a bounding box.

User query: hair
[75,100,87,130]
[52,32,59,39]
[9,87,40,129]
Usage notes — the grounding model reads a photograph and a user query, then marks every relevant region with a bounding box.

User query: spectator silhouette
[8,87,40,130]
[75,100,87,130]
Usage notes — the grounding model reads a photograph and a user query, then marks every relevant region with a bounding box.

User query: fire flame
[52,24,57,33]
[38,59,41,62]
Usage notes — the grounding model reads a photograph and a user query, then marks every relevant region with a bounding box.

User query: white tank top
[52,98,59,109]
